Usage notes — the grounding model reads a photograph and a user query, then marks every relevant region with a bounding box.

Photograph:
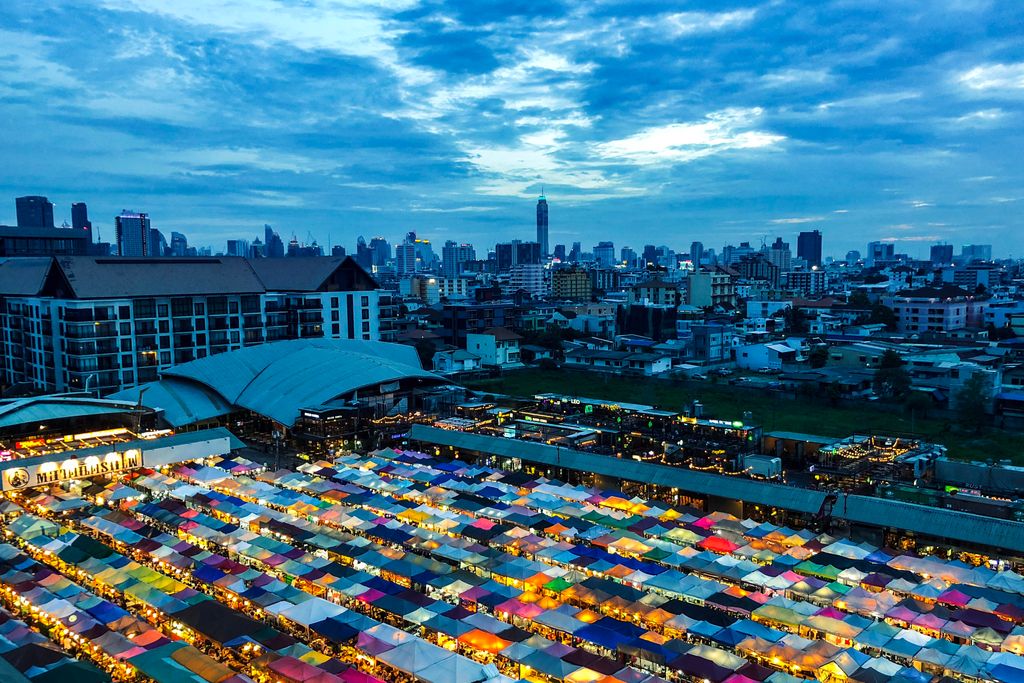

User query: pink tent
[496,598,544,618]
[340,670,386,683]
[356,588,387,604]
[938,589,971,606]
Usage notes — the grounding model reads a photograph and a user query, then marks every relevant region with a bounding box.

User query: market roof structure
[113,339,448,428]
[408,424,1024,553]
[0,395,141,430]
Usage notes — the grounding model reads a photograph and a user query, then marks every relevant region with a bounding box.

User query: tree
[904,391,932,419]
[824,381,843,407]
[956,373,993,435]
[869,302,898,330]
[808,347,829,369]
[873,350,911,400]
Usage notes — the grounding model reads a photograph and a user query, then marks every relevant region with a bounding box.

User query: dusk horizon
[2,0,1023,256]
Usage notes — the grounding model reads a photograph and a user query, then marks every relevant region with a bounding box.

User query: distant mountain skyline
[1,1,1022,256]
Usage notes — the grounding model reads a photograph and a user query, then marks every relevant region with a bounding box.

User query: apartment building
[885,285,987,334]
[0,256,384,395]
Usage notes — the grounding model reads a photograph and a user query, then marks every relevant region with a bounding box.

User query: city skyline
[2,2,1023,255]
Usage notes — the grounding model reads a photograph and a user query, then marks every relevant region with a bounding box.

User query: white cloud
[595,108,783,165]
[661,9,757,36]
[958,62,1024,91]
[770,217,823,224]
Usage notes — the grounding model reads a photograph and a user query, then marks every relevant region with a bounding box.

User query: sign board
[2,449,143,492]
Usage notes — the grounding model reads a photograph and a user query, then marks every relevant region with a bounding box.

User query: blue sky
[1,0,1022,258]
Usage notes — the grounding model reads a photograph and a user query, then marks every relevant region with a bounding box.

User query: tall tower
[536,192,549,258]
[71,202,92,243]
[115,210,150,257]
[16,196,54,228]
[797,229,823,268]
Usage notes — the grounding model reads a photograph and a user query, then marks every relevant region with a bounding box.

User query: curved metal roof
[114,339,444,428]
[0,396,139,430]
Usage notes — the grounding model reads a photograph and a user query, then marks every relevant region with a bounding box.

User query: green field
[465,368,1024,464]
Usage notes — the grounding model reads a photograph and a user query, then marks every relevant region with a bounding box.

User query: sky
[1,1,1023,258]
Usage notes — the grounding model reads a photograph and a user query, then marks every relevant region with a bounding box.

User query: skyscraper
[71,202,92,242]
[115,210,150,256]
[553,244,566,261]
[766,237,792,271]
[536,193,549,258]
[442,240,476,278]
[226,239,250,257]
[16,196,54,228]
[369,237,391,266]
[148,228,167,257]
[396,238,416,275]
[264,224,285,258]
[689,241,704,265]
[961,244,992,262]
[593,241,615,267]
[170,232,189,256]
[930,243,954,266]
[797,230,823,268]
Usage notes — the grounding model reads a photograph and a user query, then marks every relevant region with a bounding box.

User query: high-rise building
[553,244,566,261]
[593,241,615,267]
[369,237,391,266]
[620,246,637,267]
[722,242,755,265]
[331,245,346,257]
[115,210,151,257]
[569,242,582,262]
[510,263,547,296]
[148,228,167,257]
[495,240,541,271]
[867,241,895,264]
[536,193,549,257]
[689,241,704,266]
[16,196,54,228]
[0,256,384,395]
[169,232,189,257]
[442,240,476,278]
[264,225,285,258]
[766,237,792,272]
[355,236,372,268]
[961,244,992,262]
[845,250,861,263]
[396,242,416,275]
[930,243,954,266]
[796,230,823,268]
[227,239,250,257]
[642,245,658,265]
[71,202,92,241]
[550,267,592,300]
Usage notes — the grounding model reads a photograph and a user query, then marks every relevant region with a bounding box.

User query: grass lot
[465,368,1024,464]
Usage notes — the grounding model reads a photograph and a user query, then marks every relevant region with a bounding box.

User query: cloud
[595,109,784,165]
[958,63,1024,91]
[0,0,1022,256]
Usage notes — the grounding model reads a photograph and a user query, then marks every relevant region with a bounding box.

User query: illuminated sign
[2,449,143,491]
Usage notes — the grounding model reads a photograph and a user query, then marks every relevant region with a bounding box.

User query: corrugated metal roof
[111,379,235,428]
[408,425,1024,553]
[0,395,139,429]
[121,339,446,427]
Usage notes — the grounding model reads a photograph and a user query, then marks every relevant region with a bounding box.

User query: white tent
[378,638,453,676]
[277,597,345,626]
